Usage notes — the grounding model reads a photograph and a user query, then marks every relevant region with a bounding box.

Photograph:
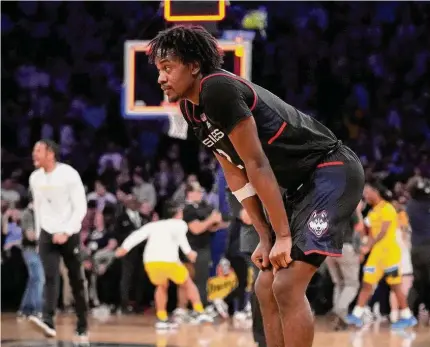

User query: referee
[28,140,89,339]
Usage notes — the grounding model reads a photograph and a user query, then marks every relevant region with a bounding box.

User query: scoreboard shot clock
[163,0,227,22]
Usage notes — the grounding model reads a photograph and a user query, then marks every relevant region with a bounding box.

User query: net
[167,111,188,140]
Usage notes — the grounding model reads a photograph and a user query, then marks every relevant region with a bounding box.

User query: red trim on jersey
[316,161,344,168]
[304,250,342,257]
[199,73,258,111]
[184,100,193,123]
[268,122,287,144]
[191,103,201,123]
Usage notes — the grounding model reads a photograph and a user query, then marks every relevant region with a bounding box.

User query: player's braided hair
[147,25,223,74]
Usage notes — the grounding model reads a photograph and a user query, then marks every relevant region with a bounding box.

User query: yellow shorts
[144,262,189,285]
[363,243,402,286]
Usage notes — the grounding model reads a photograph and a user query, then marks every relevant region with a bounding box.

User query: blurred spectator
[132,172,157,209]
[98,143,123,175]
[18,198,45,319]
[1,177,21,208]
[87,180,117,212]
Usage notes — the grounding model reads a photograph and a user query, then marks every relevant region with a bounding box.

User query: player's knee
[272,263,316,305]
[272,272,297,305]
[254,271,274,302]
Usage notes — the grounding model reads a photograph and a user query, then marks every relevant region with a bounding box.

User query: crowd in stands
[2,1,429,315]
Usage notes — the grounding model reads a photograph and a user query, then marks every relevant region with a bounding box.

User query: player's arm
[64,168,88,235]
[116,225,150,257]
[202,78,290,239]
[353,202,365,235]
[184,205,219,235]
[214,152,272,239]
[175,221,196,262]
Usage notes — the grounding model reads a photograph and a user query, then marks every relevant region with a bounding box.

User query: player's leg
[347,249,381,327]
[272,249,325,347]
[254,270,284,347]
[29,230,61,337]
[389,287,400,323]
[60,233,89,337]
[155,283,169,321]
[385,256,416,329]
[145,263,173,328]
[173,264,213,323]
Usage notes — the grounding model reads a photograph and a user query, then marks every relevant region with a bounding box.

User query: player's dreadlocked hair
[147,25,224,74]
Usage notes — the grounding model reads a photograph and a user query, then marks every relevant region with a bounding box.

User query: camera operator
[406,175,430,318]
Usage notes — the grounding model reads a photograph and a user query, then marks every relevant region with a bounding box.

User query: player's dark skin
[155,54,318,347]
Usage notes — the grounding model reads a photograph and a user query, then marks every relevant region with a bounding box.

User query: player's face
[32,142,50,168]
[155,55,196,103]
[363,184,378,205]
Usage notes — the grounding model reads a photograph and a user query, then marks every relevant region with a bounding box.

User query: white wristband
[232,182,256,202]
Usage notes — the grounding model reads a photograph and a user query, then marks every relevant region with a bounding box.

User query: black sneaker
[75,324,89,340]
[29,315,56,337]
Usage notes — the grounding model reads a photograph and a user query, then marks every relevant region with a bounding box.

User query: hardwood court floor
[1,313,429,347]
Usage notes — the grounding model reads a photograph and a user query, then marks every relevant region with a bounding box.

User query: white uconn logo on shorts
[308,210,329,237]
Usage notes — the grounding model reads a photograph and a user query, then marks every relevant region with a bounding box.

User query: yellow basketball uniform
[121,219,192,286]
[144,262,189,285]
[363,200,402,286]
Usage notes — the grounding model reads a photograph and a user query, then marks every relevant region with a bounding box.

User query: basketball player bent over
[116,203,212,329]
[148,26,364,347]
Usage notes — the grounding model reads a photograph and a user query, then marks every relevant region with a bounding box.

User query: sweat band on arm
[232,182,256,202]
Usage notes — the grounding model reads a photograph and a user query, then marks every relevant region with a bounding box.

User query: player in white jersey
[115,202,213,329]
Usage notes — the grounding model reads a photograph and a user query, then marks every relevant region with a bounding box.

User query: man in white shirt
[115,202,213,329]
[28,139,89,340]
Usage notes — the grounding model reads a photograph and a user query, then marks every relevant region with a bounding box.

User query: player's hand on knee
[269,236,292,273]
[251,238,271,271]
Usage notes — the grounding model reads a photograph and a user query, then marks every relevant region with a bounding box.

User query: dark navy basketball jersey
[179,70,339,191]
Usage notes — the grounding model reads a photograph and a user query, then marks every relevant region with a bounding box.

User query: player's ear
[190,62,200,76]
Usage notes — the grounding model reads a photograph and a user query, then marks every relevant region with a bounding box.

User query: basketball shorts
[284,145,364,267]
[363,244,402,286]
[144,262,189,285]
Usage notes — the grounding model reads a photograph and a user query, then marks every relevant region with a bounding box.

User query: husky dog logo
[308,210,329,237]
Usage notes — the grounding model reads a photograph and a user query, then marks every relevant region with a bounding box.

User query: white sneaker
[204,305,219,319]
[213,299,229,319]
[29,315,56,338]
[233,311,248,322]
[172,308,189,323]
[190,312,214,324]
[155,319,179,330]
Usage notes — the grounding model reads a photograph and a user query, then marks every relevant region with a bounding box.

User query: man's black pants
[39,230,88,326]
[408,242,430,315]
[120,246,146,310]
[224,255,249,312]
[193,247,211,307]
